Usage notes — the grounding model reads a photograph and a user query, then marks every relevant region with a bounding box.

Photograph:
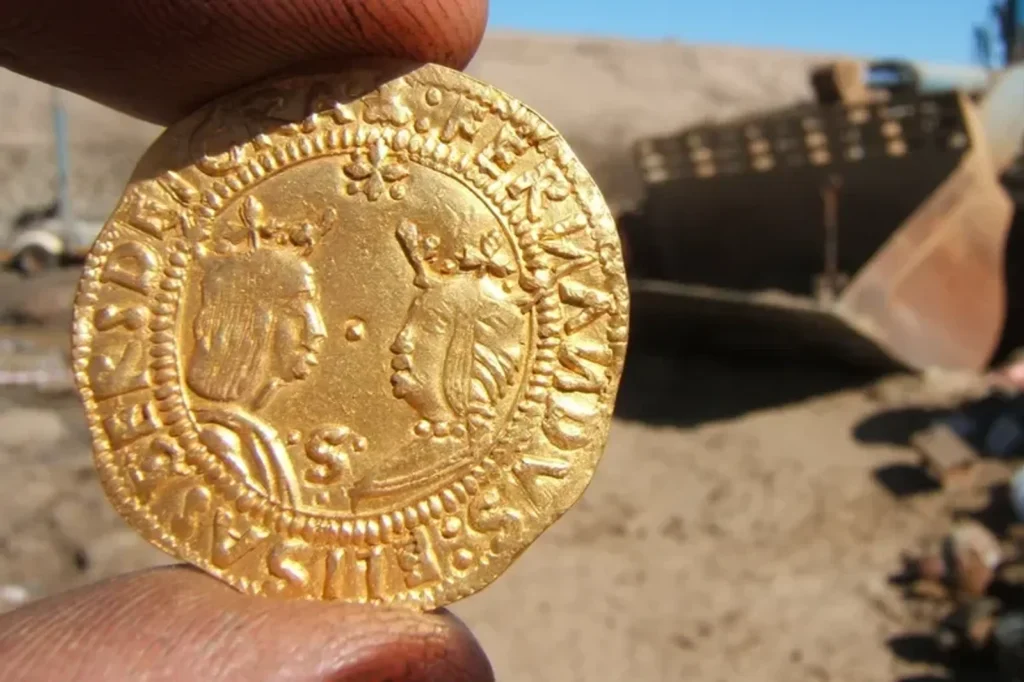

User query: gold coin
[71,62,629,608]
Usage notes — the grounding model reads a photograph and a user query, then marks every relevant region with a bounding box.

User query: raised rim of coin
[71,61,629,608]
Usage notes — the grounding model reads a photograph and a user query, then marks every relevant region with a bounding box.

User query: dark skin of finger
[0,566,494,682]
[0,1,493,679]
[0,0,489,125]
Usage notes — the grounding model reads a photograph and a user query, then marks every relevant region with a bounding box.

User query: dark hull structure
[622,61,1022,373]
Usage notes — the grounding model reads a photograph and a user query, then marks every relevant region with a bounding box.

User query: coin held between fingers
[72,61,629,608]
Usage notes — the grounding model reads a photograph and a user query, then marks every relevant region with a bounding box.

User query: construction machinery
[619,3,1024,372]
[0,88,99,274]
[2,202,102,274]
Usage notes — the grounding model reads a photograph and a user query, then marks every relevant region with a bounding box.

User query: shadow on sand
[614,329,878,428]
[868,400,1023,682]
[854,389,1024,502]
[886,631,997,682]
[853,406,951,498]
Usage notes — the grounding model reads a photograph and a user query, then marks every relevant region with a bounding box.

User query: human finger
[0,565,494,682]
[0,0,488,124]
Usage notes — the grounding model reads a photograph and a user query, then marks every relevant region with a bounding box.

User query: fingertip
[418,607,497,682]
[0,566,494,682]
[0,0,490,124]
[315,607,495,682]
[353,0,490,71]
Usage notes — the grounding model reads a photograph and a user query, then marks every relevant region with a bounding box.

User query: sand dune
[467,31,830,208]
[0,30,829,233]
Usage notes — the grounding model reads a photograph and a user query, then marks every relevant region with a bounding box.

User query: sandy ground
[0,29,1002,682]
[457,360,962,682]
[0,268,996,681]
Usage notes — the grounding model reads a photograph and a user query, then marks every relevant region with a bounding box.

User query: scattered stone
[0,407,67,455]
[913,422,980,490]
[867,370,994,407]
[997,349,1024,393]
[921,367,994,401]
[947,521,1003,598]
[995,611,1024,682]
[50,495,121,545]
[0,332,75,394]
[80,530,176,583]
[0,269,79,326]
[0,467,59,537]
[906,521,1002,600]
[0,533,66,592]
[936,597,1001,654]
[0,584,32,613]
[1011,467,1024,522]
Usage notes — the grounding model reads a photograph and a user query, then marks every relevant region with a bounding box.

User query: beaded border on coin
[71,63,629,608]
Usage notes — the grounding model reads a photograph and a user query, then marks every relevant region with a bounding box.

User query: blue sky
[489,0,999,65]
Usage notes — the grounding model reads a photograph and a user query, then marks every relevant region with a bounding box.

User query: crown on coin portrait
[394,219,538,321]
[395,219,520,287]
[189,195,339,261]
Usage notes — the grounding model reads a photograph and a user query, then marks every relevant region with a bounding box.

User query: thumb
[0,0,489,125]
[0,565,494,682]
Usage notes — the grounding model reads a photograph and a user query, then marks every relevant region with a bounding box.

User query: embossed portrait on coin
[352,220,529,505]
[185,196,337,507]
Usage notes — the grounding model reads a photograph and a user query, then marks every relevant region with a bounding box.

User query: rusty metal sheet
[625,76,1015,373]
[836,144,1014,372]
